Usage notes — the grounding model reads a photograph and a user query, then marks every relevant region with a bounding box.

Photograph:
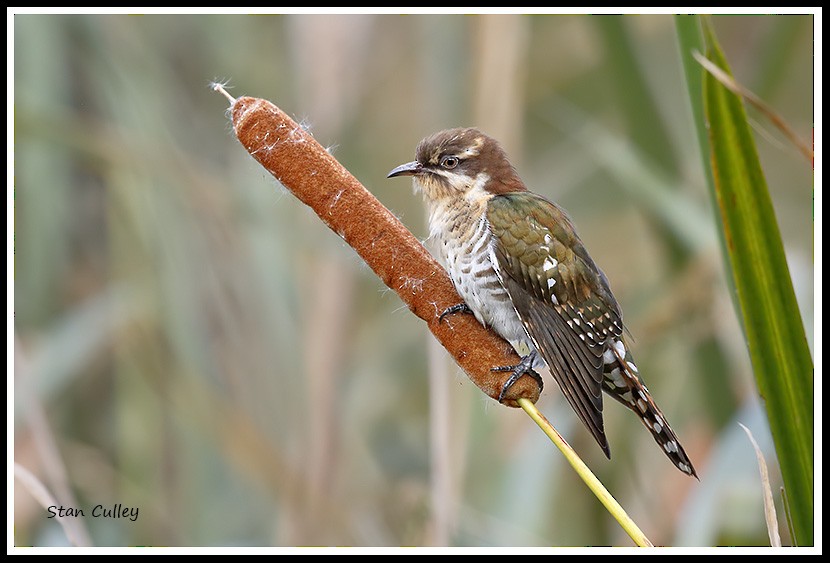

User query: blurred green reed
[677,16,813,546]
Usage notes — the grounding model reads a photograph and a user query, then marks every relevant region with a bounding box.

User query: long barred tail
[601,339,698,478]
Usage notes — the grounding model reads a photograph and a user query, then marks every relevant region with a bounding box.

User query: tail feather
[601,339,698,478]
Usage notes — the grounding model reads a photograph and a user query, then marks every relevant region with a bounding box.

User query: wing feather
[521,295,609,455]
[488,192,624,455]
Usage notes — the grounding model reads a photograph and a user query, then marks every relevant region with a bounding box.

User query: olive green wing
[487,192,624,456]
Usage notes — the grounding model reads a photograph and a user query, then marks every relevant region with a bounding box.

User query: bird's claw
[438,303,473,323]
[492,352,543,402]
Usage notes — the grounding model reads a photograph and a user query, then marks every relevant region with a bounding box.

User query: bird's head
[387,128,526,204]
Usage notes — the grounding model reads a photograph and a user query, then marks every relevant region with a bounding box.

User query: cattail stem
[517,398,653,547]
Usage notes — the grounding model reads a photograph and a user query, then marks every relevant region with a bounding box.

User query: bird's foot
[492,351,543,402]
[438,303,473,323]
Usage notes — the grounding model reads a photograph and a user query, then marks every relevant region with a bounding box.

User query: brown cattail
[214,86,540,406]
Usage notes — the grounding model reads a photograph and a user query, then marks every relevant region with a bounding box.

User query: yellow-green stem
[517,398,653,547]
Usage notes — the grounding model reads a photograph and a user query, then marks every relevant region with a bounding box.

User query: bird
[387,127,697,478]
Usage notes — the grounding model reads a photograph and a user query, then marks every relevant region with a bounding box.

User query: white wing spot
[614,340,626,357]
[544,233,553,244]
[543,257,558,272]
[653,422,663,434]
[626,361,639,373]
[637,399,648,413]
[609,368,625,388]
[603,349,615,365]
[547,277,556,289]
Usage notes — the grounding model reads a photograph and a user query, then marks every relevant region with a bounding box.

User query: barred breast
[429,207,530,350]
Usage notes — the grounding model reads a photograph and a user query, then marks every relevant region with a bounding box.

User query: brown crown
[415,128,526,195]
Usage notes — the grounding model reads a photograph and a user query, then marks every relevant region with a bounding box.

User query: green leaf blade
[699,19,814,546]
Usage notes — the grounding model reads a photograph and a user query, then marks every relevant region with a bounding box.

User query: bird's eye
[440,155,459,169]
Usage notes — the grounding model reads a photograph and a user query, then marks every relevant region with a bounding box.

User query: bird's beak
[387,160,423,178]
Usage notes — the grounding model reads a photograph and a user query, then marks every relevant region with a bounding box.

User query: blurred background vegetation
[12,12,814,548]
